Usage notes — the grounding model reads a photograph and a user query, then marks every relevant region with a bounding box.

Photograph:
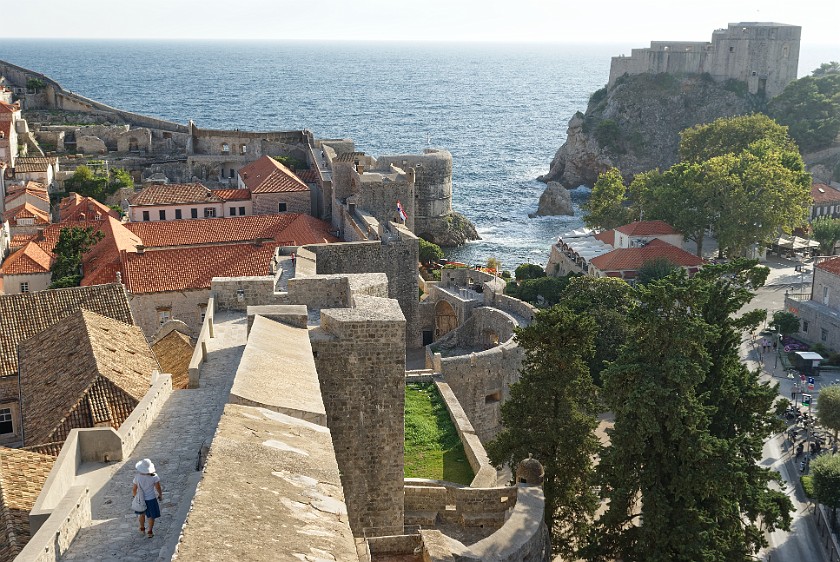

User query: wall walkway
[57,313,246,562]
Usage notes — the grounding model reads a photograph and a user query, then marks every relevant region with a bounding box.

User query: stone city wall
[211,276,285,312]
[304,226,420,347]
[404,480,516,529]
[188,298,215,388]
[16,485,91,562]
[310,296,406,537]
[129,288,211,338]
[252,190,310,215]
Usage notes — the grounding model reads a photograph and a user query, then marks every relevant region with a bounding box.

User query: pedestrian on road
[132,458,163,538]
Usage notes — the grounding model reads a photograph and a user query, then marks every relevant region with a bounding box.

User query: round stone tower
[516,455,545,486]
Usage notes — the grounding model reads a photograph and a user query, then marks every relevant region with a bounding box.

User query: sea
[0,40,835,271]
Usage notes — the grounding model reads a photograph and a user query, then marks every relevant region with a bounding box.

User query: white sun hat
[135,458,156,474]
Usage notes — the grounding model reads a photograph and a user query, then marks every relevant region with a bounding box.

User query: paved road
[738,257,830,562]
[62,313,246,562]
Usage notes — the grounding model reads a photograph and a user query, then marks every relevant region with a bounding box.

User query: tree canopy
[418,238,444,267]
[64,165,133,202]
[767,72,840,152]
[771,310,800,336]
[812,217,840,256]
[811,454,840,526]
[815,385,840,443]
[679,113,798,163]
[583,168,634,230]
[514,263,546,281]
[487,306,600,558]
[49,226,104,288]
[588,262,790,561]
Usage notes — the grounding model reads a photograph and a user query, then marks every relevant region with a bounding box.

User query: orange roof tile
[615,220,679,236]
[211,189,251,201]
[9,234,34,250]
[130,183,220,206]
[0,101,20,114]
[593,230,615,246]
[590,238,703,272]
[123,213,336,248]
[816,257,840,276]
[0,242,53,275]
[121,243,278,294]
[240,156,309,194]
[3,202,50,225]
[14,157,57,173]
[58,193,119,222]
[0,447,55,560]
[811,183,840,205]
[295,169,320,184]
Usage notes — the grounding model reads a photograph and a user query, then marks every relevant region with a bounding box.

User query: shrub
[594,119,621,151]
[515,263,546,281]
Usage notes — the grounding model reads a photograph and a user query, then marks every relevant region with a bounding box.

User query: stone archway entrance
[434,300,458,341]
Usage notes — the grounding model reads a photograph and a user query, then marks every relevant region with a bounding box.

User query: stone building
[3,181,49,217]
[609,22,801,99]
[0,241,52,295]
[58,193,119,222]
[12,157,59,190]
[0,101,20,169]
[0,283,134,446]
[238,155,311,216]
[126,182,240,222]
[18,309,159,448]
[810,182,840,222]
[786,256,840,351]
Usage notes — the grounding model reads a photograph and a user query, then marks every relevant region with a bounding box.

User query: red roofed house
[59,192,120,222]
[13,157,59,190]
[588,238,704,281]
[810,182,840,222]
[612,220,684,249]
[0,241,53,294]
[4,181,48,217]
[126,182,253,222]
[3,203,50,237]
[238,155,311,216]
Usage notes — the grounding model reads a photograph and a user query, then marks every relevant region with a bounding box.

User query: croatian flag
[397,200,408,222]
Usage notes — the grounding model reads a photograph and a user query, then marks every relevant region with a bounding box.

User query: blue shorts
[136,497,161,519]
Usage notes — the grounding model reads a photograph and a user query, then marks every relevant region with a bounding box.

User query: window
[191,208,198,219]
[803,321,809,333]
[0,408,12,434]
[19,282,29,293]
[142,210,150,221]
[824,286,830,306]
[199,304,207,323]
[229,207,235,217]
[240,144,247,154]
[278,202,287,212]
[229,169,235,179]
[159,210,166,220]
[175,209,182,220]
[239,206,246,215]
[158,309,171,326]
[221,143,230,153]
[729,46,735,53]
[204,208,216,218]
[822,328,829,342]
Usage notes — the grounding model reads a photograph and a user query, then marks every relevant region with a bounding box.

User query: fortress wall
[375,149,453,239]
[310,296,406,537]
[357,167,415,232]
[211,276,287,312]
[303,228,421,347]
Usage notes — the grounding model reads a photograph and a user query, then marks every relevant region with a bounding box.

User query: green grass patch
[405,383,474,485]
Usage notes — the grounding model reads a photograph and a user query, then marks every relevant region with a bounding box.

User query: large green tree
[812,217,840,255]
[679,113,798,163]
[816,385,840,445]
[771,310,800,337]
[50,226,104,288]
[64,165,134,201]
[418,238,444,267]
[811,454,840,528]
[767,72,840,152]
[557,276,635,386]
[588,262,791,561]
[487,307,599,558]
[583,168,634,230]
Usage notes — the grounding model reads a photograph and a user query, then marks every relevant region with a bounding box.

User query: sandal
[147,531,154,538]
[139,527,145,534]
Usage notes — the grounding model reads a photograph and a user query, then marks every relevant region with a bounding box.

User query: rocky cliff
[539,74,758,187]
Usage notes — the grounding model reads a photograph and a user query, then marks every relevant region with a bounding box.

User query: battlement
[608,22,801,99]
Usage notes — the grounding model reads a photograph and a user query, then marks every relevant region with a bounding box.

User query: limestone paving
[61,312,246,562]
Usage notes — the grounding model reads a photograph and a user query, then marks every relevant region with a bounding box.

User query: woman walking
[132,458,163,538]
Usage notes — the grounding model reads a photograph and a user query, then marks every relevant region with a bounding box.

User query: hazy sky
[7,0,840,45]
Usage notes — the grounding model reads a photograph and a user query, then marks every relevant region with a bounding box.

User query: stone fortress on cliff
[608,22,801,99]
[0,61,546,561]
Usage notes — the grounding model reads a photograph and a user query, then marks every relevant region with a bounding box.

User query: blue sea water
[0,40,835,270]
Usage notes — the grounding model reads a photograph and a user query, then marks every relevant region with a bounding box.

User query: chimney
[115,271,122,284]
[355,159,364,174]
[135,244,144,254]
[35,228,45,241]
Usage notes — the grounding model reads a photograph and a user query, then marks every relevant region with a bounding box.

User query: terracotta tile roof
[593,230,615,246]
[9,234,33,251]
[615,220,679,236]
[3,202,50,225]
[816,257,840,276]
[295,169,320,184]
[590,238,704,273]
[0,283,134,378]
[59,193,119,222]
[0,241,53,274]
[0,447,55,560]
[19,309,158,447]
[333,152,365,163]
[239,156,309,194]
[129,183,220,206]
[123,213,336,248]
[152,330,193,390]
[5,181,48,202]
[811,183,840,205]
[211,189,251,201]
[121,243,277,294]
[0,101,20,114]
[13,157,57,174]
